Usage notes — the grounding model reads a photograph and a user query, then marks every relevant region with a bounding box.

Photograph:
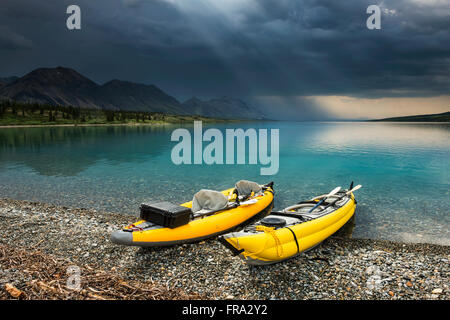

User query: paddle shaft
[308,186,341,213]
[308,198,325,213]
[319,185,361,212]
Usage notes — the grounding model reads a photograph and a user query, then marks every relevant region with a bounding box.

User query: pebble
[0,198,449,300]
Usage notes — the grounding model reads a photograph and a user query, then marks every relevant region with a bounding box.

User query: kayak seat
[235,180,262,198]
[192,189,228,214]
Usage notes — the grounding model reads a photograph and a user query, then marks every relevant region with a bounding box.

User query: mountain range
[0,76,19,87]
[0,67,265,120]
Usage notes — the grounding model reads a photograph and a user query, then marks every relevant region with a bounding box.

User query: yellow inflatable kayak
[111,181,274,247]
[219,184,360,265]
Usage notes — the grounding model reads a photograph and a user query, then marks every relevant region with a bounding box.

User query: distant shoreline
[0,100,247,127]
[369,111,450,122]
[0,119,251,128]
[0,122,181,128]
[1,120,450,128]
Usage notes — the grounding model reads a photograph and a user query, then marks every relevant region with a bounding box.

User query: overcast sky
[0,0,449,119]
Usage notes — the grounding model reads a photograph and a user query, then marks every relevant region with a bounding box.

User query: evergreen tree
[106,111,114,122]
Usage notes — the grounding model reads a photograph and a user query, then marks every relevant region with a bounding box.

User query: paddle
[318,184,362,212]
[307,186,341,213]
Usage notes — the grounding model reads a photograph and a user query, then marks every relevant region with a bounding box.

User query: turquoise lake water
[0,122,449,245]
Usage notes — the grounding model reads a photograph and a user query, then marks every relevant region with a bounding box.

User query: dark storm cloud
[0,0,449,117]
[0,26,33,49]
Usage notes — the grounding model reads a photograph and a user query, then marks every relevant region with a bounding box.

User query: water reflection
[0,125,176,176]
[312,122,450,149]
[334,215,356,238]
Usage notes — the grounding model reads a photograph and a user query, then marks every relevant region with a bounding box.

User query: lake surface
[0,122,449,245]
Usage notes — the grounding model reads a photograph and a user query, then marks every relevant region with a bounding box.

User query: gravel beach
[0,198,448,300]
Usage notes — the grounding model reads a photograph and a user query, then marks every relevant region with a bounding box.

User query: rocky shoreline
[0,198,448,300]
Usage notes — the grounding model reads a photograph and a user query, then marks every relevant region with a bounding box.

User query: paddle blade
[347,184,362,194]
[328,186,341,197]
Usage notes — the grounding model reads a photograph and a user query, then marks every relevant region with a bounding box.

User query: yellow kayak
[219,186,358,265]
[111,181,274,247]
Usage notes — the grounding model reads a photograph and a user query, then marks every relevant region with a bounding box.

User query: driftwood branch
[0,244,202,300]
